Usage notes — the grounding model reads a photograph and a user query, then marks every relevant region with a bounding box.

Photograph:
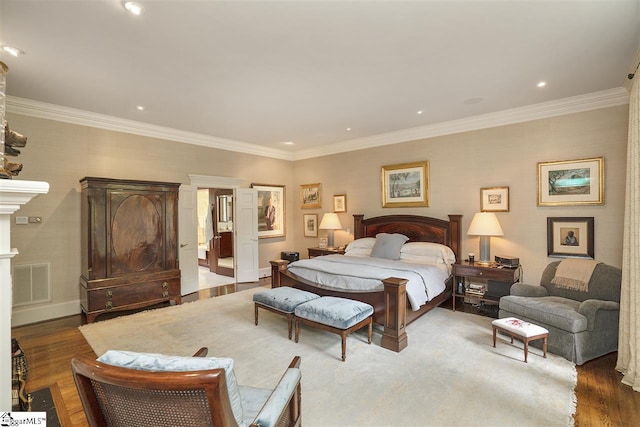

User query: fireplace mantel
[0,179,49,410]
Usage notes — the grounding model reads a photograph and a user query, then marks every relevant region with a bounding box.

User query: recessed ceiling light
[282,141,295,146]
[123,1,144,16]
[346,128,352,131]
[1,45,25,57]
[537,81,547,88]
[136,105,144,111]
[417,110,424,115]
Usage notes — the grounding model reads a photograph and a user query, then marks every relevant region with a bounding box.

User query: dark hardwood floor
[11,284,640,426]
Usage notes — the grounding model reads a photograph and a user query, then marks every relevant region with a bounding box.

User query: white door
[235,188,259,283]
[178,184,199,295]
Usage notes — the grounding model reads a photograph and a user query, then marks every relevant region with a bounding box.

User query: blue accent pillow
[370,233,409,260]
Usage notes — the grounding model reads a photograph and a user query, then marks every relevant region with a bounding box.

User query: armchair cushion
[499,296,586,333]
[98,350,244,426]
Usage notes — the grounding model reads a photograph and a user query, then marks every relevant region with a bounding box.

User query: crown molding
[293,87,630,160]
[7,88,629,162]
[5,96,294,161]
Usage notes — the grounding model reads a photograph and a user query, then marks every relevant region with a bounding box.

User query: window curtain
[617,75,640,392]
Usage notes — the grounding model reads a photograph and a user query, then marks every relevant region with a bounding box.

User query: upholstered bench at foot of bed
[253,287,320,339]
[294,296,374,362]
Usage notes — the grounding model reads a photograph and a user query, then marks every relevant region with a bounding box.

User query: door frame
[188,174,245,278]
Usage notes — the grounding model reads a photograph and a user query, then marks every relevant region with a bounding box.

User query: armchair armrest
[509,283,549,297]
[578,299,620,330]
[250,368,301,427]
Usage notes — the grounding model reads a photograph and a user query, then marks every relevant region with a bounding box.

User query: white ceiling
[1,1,639,161]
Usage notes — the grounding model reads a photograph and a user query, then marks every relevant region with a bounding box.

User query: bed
[270,213,462,352]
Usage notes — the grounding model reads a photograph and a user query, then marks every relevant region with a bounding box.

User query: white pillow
[399,253,441,265]
[370,233,409,260]
[400,242,456,264]
[98,350,244,426]
[345,237,376,257]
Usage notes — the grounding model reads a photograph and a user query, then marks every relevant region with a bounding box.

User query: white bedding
[287,255,450,311]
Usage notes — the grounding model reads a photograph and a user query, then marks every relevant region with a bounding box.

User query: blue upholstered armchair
[499,260,621,365]
[71,348,302,427]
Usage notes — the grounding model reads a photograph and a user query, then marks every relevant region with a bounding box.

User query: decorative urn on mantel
[0,180,49,410]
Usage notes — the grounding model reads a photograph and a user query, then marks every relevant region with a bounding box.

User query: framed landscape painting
[251,183,285,238]
[381,161,429,208]
[537,157,604,206]
[547,217,594,259]
[480,186,509,212]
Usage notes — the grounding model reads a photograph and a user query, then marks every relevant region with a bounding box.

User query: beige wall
[292,106,628,284]
[8,104,628,324]
[7,113,295,324]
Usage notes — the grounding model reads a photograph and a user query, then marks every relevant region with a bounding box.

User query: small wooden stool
[492,317,548,363]
[253,287,320,339]
[294,296,373,362]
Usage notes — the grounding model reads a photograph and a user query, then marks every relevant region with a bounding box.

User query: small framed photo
[251,183,286,239]
[303,214,318,237]
[300,183,322,209]
[538,157,604,206]
[547,217,594,259]
[480,187,509,212]
[333,194,347,213]
[381,161,429,208]
[318,237,328,249]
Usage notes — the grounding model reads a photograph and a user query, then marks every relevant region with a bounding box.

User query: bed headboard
[353,214,462,261]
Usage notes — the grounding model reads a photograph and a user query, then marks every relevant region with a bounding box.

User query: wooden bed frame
[270,213,462,352]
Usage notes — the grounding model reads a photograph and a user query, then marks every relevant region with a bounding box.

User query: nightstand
[307,247,345,258]
[452,261,522,311]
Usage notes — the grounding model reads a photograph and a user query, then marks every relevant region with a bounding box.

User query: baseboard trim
[12,300,81,327]
[259,267,271,279]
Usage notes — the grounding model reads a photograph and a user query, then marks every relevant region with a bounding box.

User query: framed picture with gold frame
[300,183,322,209]
[480,186,509,212]
[381,161,429,207]
[537,157,604,206]
[333,194,346,213]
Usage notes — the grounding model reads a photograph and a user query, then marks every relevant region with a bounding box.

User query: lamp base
[479,236,492,263]
[327,230,335,249]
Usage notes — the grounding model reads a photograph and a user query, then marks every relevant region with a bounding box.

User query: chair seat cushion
[295,296,373,330]
[499,295,587,333]
[98,350,244,426]
[492,317,548,337]
[253,287,320,313]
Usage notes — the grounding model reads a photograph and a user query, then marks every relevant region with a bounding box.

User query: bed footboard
[270,260,408,352]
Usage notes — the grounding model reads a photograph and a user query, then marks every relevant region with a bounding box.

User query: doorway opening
[197,188,235,288]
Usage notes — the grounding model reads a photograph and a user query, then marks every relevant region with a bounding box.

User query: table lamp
[467,212,503,264]
[319,213,342,249]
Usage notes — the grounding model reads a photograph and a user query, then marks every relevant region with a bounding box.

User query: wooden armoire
[79,177,181,323]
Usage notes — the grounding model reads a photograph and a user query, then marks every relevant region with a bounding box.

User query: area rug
[79,287,577,426]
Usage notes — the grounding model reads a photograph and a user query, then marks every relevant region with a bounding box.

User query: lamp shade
[319,213,342,249]
[467,212,504,236]
[319,213,342,230]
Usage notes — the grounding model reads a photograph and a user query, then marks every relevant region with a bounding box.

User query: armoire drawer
[84,279,180,312]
